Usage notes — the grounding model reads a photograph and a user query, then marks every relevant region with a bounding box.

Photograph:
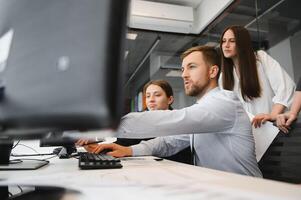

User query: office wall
[269,37,294,81]
[269,30,301,83]
[290,31,301,82]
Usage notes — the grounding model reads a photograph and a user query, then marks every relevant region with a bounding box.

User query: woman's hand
[276,112,297,133]
[251,113,274,128]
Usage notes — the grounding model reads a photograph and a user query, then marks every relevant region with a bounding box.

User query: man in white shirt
[78,46,262,177]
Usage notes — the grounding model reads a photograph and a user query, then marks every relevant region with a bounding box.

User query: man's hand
[252,113,274,128]
[75,138,99,153]
[276,112,297,133]
[91,143,133,158]
[76,139,132,157]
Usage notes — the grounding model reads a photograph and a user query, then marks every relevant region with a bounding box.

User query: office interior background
[124,0,301,112]
[1,2,301,198]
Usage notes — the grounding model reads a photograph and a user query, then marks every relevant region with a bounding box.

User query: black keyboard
[78,152,122,169]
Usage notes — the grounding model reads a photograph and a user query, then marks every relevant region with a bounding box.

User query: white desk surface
[0,140,301,200]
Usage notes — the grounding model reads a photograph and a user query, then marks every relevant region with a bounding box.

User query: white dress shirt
[117,87,262,177]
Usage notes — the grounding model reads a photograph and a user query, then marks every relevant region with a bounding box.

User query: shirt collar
[196,87,219,104]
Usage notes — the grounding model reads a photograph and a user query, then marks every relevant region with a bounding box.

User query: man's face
[181,51,211,97]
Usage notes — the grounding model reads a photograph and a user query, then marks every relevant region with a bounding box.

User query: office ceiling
[125,0,301,92]
[144,0,203,8]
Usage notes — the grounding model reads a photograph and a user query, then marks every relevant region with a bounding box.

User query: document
[247,112,279,161]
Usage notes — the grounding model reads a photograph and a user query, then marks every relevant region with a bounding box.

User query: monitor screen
[0,0,129,168]
[0,0,129,138]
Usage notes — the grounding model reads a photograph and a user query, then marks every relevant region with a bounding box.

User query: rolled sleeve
[258,50,295,108]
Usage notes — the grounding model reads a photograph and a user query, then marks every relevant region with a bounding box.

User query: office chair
[258,120,301,184]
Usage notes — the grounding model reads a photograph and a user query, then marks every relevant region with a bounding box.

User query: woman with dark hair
[219,25,295,128]
[115,80,192,164]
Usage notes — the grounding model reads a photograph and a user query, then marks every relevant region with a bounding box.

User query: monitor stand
[0,139,49,170]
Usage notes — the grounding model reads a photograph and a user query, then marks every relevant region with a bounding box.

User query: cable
[17,185,23,193]
[44,155,58,160]
[12,140,20,149]
[16,143,39,154]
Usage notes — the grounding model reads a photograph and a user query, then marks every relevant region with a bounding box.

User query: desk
[0,141,301,200]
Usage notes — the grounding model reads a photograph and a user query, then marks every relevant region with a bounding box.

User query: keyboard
[78,152,123,169]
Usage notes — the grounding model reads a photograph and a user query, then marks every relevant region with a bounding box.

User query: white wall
[290,31,301,82]
[269,37,294,80]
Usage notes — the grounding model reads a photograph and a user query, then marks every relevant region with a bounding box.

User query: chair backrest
[258,121,301,183]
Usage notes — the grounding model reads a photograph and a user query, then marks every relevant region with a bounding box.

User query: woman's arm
[257,51,295,109]
[252,103,285,128]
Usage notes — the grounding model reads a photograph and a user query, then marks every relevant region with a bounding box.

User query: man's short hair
[181,45,221,79]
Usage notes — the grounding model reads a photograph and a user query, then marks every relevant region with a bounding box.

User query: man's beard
[185,82,210,97]
[185,85,202,96]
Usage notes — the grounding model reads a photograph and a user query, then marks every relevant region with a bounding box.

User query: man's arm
[131,135,190,157]
[117,100,235,138]
[80,135,190,158]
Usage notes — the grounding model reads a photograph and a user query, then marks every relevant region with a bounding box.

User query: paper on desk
[247,112,279,161]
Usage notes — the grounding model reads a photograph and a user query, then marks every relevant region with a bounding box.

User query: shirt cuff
[272,100,289,109]
[131,144,152,156]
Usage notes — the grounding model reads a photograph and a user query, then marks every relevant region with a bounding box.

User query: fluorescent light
[126,33,137,40]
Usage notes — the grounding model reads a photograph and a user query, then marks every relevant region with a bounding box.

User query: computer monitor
[0,0,129,168]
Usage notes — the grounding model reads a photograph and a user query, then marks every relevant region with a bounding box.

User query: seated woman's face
[145,84,173,111]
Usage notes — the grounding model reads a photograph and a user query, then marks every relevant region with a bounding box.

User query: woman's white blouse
[219,50,295,115]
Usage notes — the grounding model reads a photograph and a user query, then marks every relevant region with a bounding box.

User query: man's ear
[209,65,219,79]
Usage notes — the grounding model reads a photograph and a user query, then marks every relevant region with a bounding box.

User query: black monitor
[0,0,129,168]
